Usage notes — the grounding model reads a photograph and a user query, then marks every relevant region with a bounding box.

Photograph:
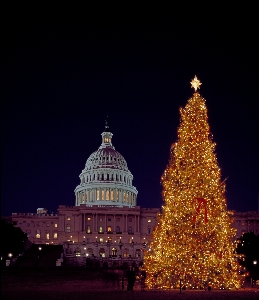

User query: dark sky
[1,13,258,216]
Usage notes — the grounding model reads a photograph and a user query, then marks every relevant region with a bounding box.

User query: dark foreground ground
[1,268,259,300]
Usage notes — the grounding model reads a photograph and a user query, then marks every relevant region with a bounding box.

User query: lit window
[67,217,71,221]
[54,223,58,228]
[36,230,40,238]
[106,190,109,200]
[123,248,129,258]
[46,233,50,240]
[99,226,103,233]
[75,247,81,256]
[87,217,91,220]
[99,238,104,243]
[87,225,91,233]
[111,248,117,256]
[99,248,105,257]
[148,219,152,223]
[54,233,58,238]
[66,226,71,232]
[102,190,104,200]
[97,190,100,200]
[135,249,141,258]
[107,226,112,232]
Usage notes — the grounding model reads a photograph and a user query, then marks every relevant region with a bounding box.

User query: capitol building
[11,121,259,267]
[11,121,159,266]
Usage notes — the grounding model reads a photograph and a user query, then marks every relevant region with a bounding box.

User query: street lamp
[106,240,110,257]
[119,239,123,264]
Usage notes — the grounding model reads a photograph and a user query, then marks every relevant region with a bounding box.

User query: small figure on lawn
[126,266,136,291]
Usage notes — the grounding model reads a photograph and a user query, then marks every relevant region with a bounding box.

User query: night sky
[1,12,258,216]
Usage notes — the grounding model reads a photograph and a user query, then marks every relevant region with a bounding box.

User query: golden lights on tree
[144,77,244,290]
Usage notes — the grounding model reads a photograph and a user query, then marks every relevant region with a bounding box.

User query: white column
[87,190,90,202]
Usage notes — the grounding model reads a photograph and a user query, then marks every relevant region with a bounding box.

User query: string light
[144,79,244,290]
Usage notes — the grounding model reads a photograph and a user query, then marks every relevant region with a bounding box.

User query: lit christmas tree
[144,76,244,290]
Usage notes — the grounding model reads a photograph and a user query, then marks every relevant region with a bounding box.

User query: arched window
[111,190,114,200]
[99,248,105,257]
[135,249,141,258]
[123,248,129,258]
[101,190,104,200]
[107,226,112,233]
[36,230,40,238]
[99,226,103,233]
[111,248,117,256]
[87,248,93,256]
[97,190,100,200]
[75,247,81,256]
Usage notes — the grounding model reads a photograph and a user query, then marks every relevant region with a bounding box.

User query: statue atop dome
[104,116,110,132]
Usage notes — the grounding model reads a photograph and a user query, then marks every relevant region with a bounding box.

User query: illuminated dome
[85,139,128,172]
[74,119,138,207]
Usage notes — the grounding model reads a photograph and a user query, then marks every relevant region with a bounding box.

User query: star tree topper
[190,75,202,91]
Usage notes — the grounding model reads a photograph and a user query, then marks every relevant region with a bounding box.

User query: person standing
[126,266,136,291]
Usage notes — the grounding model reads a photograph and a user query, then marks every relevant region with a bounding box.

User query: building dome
[74,119,138,207]
[85,144,128,172]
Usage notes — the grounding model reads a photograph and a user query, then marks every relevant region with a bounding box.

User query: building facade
[11,122,259,266]
[11,122,160,266]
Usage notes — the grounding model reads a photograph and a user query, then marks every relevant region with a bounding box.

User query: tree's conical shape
[144,81,244,290]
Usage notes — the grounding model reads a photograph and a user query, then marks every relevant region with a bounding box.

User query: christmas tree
[144,76,244,290]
